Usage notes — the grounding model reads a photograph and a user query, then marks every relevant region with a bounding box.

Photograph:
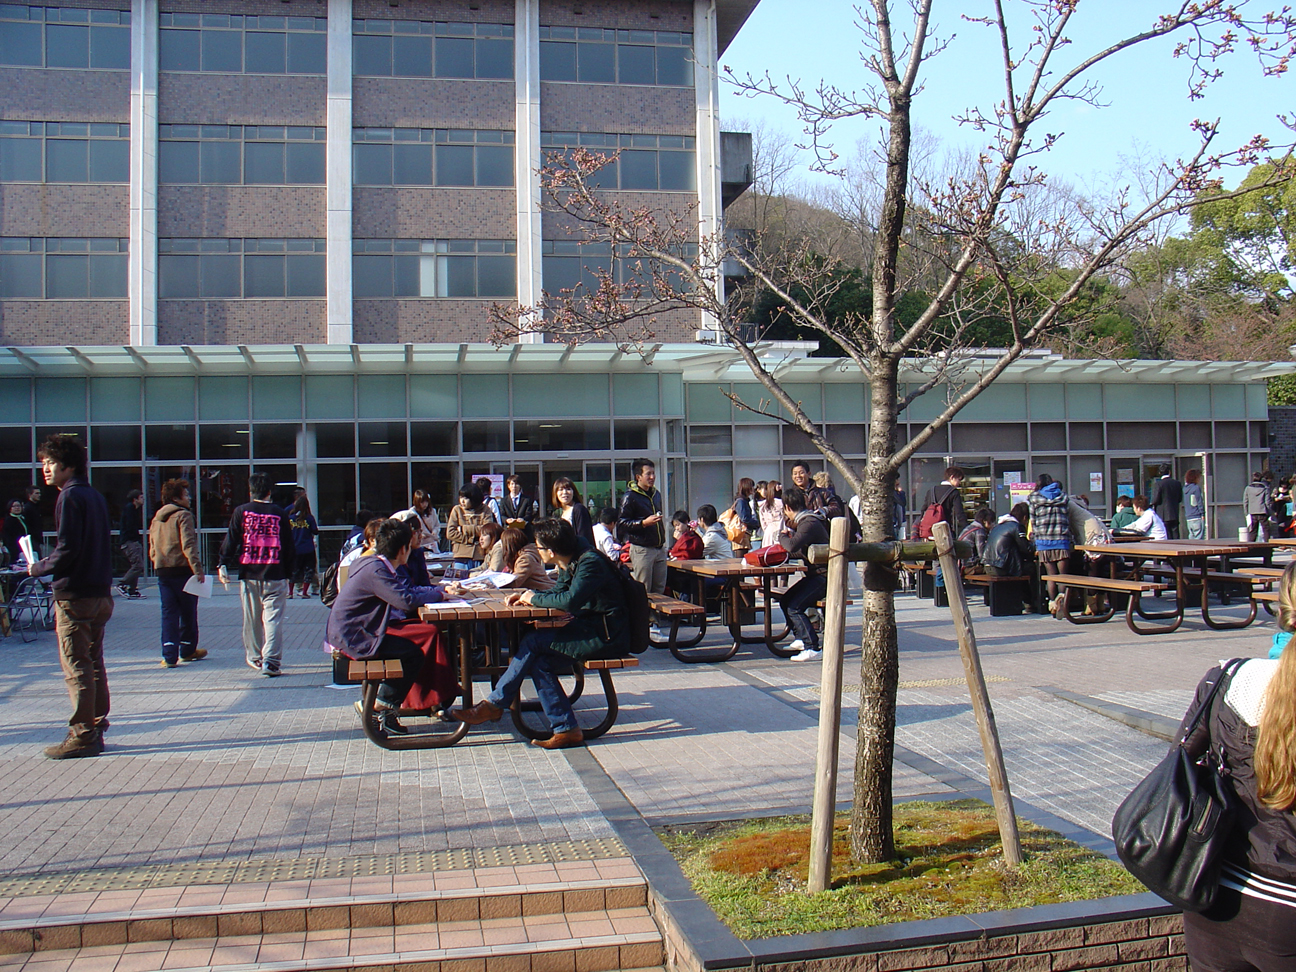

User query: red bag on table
[744,544,788,567]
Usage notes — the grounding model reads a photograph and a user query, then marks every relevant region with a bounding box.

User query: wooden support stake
[808,515,850,893]
[931,520,1024,867]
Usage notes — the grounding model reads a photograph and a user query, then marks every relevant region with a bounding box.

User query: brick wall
[0,186,129,237]
[158,187,325,238]
[157,300,325,344]
[353,299,502,342]
[0,302,128,345]
[353,188,513,238]
[0,69,128,121]
[353,0,514,22]
[352,78,514,129]
[540,84,695,134]
[158,76,326,126]
[1269,407,1296,476]
[540,0,692,32]
[542,191,697,238]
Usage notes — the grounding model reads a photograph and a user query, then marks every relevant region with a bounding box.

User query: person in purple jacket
[323,518,443,737]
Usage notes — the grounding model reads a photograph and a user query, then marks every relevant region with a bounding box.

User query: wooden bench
[647,593,707,650]
[1253,590,1279,603]
[510,654,640,741]
[1051,573,1177,634]
[1138,565,1268,608]
[341,656,469,751]
[963,573,1035,616]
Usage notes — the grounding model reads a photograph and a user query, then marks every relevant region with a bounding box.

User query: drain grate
[0,836,627,897]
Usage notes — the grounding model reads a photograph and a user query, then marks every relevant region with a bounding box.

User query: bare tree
[493,1,1296,864]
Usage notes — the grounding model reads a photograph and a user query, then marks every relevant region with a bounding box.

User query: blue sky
[720,1,1294,194]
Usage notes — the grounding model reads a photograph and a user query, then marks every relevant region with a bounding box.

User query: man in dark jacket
[1149,464,1183,539]
[778,485,831,662]
[218,472,294,677]
[452,517,628,750]
[29,435,113,759]
[616,458,666,594]
[1243,472,1272,542]
[22,484,44,556]
[926,466,968,535]
[118,488,146,598]
[982,504,1032,576]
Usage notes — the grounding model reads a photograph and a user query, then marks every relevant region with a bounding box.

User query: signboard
[1009,482,1036,506]
[469,473,504,500]
[1089,472,1104,492]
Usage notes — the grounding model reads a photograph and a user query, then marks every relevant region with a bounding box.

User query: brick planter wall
[1269,406,1296,477]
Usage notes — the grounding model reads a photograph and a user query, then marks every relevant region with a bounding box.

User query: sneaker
[785,639,805,654]
[116,584,130,597]
[160,658,178,669]
[44,732,102,760]
[262,664,281,677]
[377,707,408,736]
[125,590,145,600]
[179,649,208,662]
[791,648,823,662]
[354,700,386,738]
[246,658,263,672]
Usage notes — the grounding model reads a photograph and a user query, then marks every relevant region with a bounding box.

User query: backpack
[914,501,945,540]
[320,560,341,607]
[718,506,750,548]
[595,551,650,654]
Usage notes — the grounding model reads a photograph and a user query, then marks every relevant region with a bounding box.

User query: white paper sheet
[182,575,214,598]
[17,535,35,566]
[422,598,475,609]
[460,571,518,589]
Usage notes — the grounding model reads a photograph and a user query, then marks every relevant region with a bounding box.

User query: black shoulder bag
[1111,658,1245,913]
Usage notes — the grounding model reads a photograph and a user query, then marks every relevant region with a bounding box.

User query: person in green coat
[451,517,628,749]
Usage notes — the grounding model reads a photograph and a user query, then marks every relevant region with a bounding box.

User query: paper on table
[423,598,474,609]
[460,571,518,588]
[183,575,214,598]
[17,535,35,566]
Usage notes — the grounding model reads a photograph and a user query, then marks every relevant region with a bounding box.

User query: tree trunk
[850,357,901,863]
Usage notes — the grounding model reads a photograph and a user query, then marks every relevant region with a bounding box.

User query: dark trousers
[1164,519,1180,540]
[781,573,828,651]
[53,596,112,743]
[120,540,144,591]
[367,633,425,708]
[158,575,199,664]
[292,549,317,588]
[1184,885,1296,970]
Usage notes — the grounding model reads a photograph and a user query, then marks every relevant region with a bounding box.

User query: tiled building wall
[158,188,326,238]
[0,302,129,345]
[0,186,130,237]
[0,69,130,120]
[352,189,513,239]
[1268,406,1296,476]
[156,76,327,126]
[351,79,513,129]
[354,299,505,343]
[157,300,327,344]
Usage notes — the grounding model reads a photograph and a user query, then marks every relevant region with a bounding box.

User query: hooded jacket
[149,503,202,578]
[1028,482,1072,550]
[616,482,665,548]
[323,554,441,660]
[219,500,295,581]
[982,517,1031,574]
[780,509,830,577]
[1243,481,1272,517]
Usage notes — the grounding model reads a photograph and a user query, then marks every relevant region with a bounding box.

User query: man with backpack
[917,466,968,539]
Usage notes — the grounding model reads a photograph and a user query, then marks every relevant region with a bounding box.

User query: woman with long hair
[551,477,595,547]
[758,479,787,547]
[288,494,319,598]
[1178,561,1296,966]
[446,483,495,566]
[731,477,759,536]
[471,521,504,573]
[406,489,442,553]
[495,526,556,591]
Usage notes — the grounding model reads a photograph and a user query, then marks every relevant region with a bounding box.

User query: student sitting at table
[492,527,556,591]
[697,505,734,560]
[469,521,504,575]
[339,517,384,569]
[393,511,436,588]
[778,486,830,662]
[668,510,703,560]
[450,518,628,749]
[447,484,495,567]
[593,508,621,559]
[1126,494,1169,540]
[1110,495,1137,532]
[324,518,444,737]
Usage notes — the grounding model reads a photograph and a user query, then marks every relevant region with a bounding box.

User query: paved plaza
[0,579,1276,880]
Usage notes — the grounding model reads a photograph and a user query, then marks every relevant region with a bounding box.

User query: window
[159,13,326,75]
[541,132,694,191]
[513,420,610,452]
[352,128,514,187]
[159,125,327,185]
[352,20,512,79]
[158,239,326,299]
[0,237,127,298]
[541,239,696,295]
[0,6,130,70]
[538,27,691,86]
[352,239,516,298]
[0,121,130,183]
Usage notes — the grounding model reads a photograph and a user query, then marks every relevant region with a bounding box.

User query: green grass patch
[656,799,1143,940]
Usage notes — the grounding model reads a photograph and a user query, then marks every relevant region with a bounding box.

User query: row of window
[542,133,695,191]
[541,240,695,294]
[538,27,692,87]
[354,130,513,187]
[353,240,516,299]
[352,20,512,80]
[0,122,130,183]
[0,238,127,298]
[157,239,325,299]
[0,6,129,69]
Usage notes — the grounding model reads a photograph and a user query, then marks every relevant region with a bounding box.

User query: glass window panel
[90,24,129,68]
[46,139,88,182]
[617,44,653,83]
[244,253,284,296]
[305,376,353,420]
[199,376,247,420]
[46,254,89,298]
[200,140,240,184]
[618,150,656,189]
[0,21,42,66]
[353,143,391,185]
[539,40,575,80]
[1180,422,1211,449]
[688,425,731,457]
[392,142,432,184]
[92,425,139,462]
[542,254,580,293]
[46,24,89,68]
[90,377,140,422]
[88,139,128,182]
[462,420,510,452]
[198,465,250,530]
[475,144,512,186]
[410,421,456,455]
[253,423,298,459]
[461,374,508,418]
[687,461,733,515]
[160,29,200,70]
[359,462,406,518]
[393,254,422,296]
[353,254,391,297]
[353,34,390,75]
[733,425,779,457]
[359,421,407,457]
[199,423,249,459]
[434,35,473,77]
[145,424,195,462]
[0,252,42,297]
[657,150,694,190]
[287,30,325,73]
[202,29,242,72]
[409,375,457,418]
[286,253,325,297]
[0,137,41,180]
[315,462,355,528]
[158,254,200,298]
[0,429,30,468]
[577,40,614,82]
[35,378,86,423]
[1213,384,1246,419]
[391,33,431,75]
[244,30,285,73]
[200,253,241,297]
[434,144,473,186]
[357,374,405,418]
[159,141,198,183]
[285,141,324,184]
[475,37,511,78]
[612,374,658,416]
[686,383,731,422]
[1031,422,1067,451]
[514,372,606,417]
[441,255,474,296]
[614,420,649,451]
[145,377,194,421]
[89,252,126,298]
[1215,421,1247,448]
[244,140,284,183]
[655,44,690,85]
[476,255,514,297]
[314,424,353,457]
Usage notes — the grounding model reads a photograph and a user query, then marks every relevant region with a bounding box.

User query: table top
[417,591,566,623]
[1266,536,1296,547]
[1076,540,1251,558]
[667,557,803,577]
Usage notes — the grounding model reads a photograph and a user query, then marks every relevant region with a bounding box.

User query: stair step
[0,908,664,972]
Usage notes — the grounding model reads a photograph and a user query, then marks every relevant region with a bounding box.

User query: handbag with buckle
[744,544,789,567]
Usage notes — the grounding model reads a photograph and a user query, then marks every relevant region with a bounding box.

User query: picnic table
[665,557,802,663]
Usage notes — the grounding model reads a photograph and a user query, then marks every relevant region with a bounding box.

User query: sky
[719,1,1295,197]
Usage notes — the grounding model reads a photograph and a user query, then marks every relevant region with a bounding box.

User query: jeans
[629,543,667,595]
[781,573,828,651]
[1186,517,1206,541]
[487,628,577,734]
[158,575,199,664]
[240,578,287,669]
[54,596,113,743]
[120,540,144,592]
[367,633,424,708]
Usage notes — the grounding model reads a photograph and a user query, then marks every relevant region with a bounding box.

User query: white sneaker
[785,639,805,654]
[649,624,668,641]
[792,648,823,662]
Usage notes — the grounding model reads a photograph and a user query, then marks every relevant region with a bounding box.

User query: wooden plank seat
[647,592,708,651]
[1139,566,1268,585]
[1239,567,1285,578]
[963,573,1035,616]
[342,654,470,751]
[510,654,640,741]
[1253,590,1279,602]
[1051,573,1176,634]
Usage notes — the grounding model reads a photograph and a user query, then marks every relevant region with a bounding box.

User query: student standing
[1182,468,1206,540]
[288,495,319,598]
[149,478,207,668]
[551,477,595,547]
[117,489,146,598]
[1149,463,1183,539]
[617,459,666,594]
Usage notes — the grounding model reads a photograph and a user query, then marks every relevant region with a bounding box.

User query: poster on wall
[1090,472,1104,492]
[469,473,504,500]
[1009,482,1035,506]
[1117,484,1136,499]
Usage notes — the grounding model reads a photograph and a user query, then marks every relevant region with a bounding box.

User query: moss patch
[656,799,1143,940]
